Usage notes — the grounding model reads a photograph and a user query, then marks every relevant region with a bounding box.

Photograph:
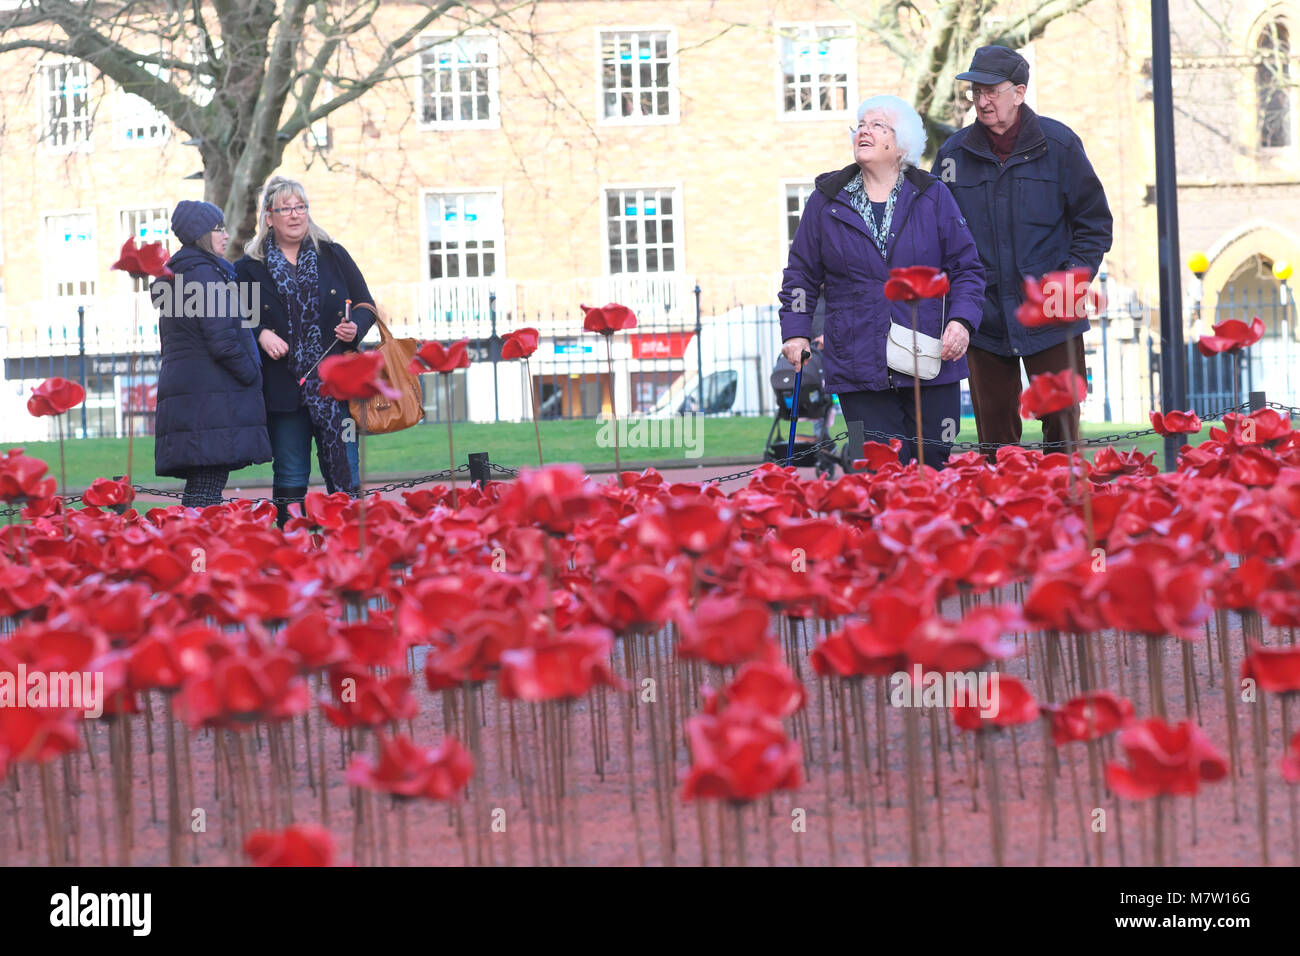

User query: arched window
[1257,19,1292,148]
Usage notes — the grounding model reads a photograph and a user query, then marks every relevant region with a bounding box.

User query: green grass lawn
[10,413,1205,493]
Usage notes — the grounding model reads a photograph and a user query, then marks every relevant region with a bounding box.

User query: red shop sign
[630,332,693,360]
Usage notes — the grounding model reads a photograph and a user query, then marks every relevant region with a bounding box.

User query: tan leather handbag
[348,303,426,434]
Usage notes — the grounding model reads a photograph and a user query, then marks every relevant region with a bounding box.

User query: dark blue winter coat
[931,105,1113,357]
[233,242,376,415]
[151,246,272,479]
[779,164,986,394]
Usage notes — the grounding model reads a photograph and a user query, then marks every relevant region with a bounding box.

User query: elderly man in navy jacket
[933,45,1112,454]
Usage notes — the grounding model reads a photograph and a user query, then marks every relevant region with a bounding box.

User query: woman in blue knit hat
[151,200,272,506]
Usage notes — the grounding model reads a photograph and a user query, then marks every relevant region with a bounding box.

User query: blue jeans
[267,405,360,490]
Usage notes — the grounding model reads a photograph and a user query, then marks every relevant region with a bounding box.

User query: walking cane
[785,349,812,466]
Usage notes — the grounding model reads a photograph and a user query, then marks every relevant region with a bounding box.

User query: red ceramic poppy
[581,302,638,333]
[682,704,804,803]
[174,642,310,729]
[243,824,335,867]
[497,626,623,701]
[1282,730,1300,784]
[109,237,144,276]
[501,327,540,360]
[321,664,418,729]
[409,338,472,374]
[126,623,218,693]
[26,378,86,417]
[1240,642,1300,695]
[276,611,349,673]
[952,674,1039,731]
[674,594,773,668]
[1043,691,1136,745]
[1019,369,1087,420]
[638,496,736,557]
[717,660,807,718]
[0,706,81,777]
[906,605,1020,673]
[1149,410,1203,436]
[1105,718,1227,799]
[1089,446,1158,482]
[318,351,401,401]
[498,464,603,536]
[81,477,136,509]
[1196,316,1265,356]
[854,438,904,472]
[883,265,950,302]
[345,733,474,801]
[0,449,55,503]
[135,240,172,279]
[1016,268,1100,327]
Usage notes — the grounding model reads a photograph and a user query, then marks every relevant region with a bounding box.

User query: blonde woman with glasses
[234,174,377,527]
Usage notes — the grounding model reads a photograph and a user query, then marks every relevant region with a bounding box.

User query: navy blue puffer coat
[151,246,272,478]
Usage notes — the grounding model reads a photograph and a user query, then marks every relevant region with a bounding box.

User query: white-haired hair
[848,95,927,168]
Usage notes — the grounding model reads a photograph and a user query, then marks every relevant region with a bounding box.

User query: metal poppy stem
[525,357,544,467]
[445,373,457,509]
[604,333,621,474]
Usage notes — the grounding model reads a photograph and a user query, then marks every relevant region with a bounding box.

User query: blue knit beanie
[170,200,225,246]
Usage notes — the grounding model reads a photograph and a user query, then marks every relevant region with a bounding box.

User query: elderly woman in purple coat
[779,95,986,467]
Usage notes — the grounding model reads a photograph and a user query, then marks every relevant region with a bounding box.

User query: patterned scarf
[265,234,356,494]
[845,170,904,257]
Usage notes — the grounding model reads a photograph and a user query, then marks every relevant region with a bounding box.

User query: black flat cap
[956,45,1030,87]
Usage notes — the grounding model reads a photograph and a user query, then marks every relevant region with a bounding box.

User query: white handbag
[885,294,945,381]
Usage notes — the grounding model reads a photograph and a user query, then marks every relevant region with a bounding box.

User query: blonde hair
[242,174,333,261]
[194,231,219,255]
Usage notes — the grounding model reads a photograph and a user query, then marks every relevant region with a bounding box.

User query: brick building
[0,0,1293,442]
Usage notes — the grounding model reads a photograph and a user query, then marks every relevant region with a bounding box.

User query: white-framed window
[598,29,677,123]
[40,61,93,149]
[604,186,679,274]
[115,55,170,148]
[44,211,97,299]
[423,191,503,280]
[778,23,854,115]
[1257,18,1293,149]
[119,206,171,291]
[783,181,815,248]
[417,34,499,128]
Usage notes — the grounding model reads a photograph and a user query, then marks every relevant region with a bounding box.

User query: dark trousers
[182,466,230,507]
[967,334,1087,454]
[838,381,961,467]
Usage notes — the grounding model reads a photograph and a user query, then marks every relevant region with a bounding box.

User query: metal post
[1100,272,1112,422]
[1250,390,1265,413]
[693,283,704,415]
[77,305,88,438]
[467,451,490,488]
[489,292,500,423]
[1151,0,1189,471]
[846,419,864,473]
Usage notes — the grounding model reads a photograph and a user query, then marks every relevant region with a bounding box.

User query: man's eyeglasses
[272,204,309,217]
[963,83,1013,103]
[848,119,893,136]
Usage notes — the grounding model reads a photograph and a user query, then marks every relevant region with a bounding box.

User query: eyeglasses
[272,204,309,217]
[848,119,893,137]
[213,224,228,233]
[963,83,1012,103]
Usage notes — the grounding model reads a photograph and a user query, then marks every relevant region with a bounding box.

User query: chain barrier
[2,402,1292,512]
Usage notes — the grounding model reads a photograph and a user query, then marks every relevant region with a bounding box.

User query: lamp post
[1273,259,1292,402]
[1188,251,1208,407]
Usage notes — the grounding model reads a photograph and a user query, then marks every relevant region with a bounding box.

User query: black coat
[932,105,1113,357]
[233,241,377,414]
[151,246,273,479]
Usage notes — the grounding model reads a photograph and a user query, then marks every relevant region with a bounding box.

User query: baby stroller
[762,348,847,478]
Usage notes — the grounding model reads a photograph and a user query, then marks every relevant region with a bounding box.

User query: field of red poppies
[2,401,1300,867]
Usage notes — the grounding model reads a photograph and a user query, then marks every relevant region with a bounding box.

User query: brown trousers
[966,334,1087,453]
